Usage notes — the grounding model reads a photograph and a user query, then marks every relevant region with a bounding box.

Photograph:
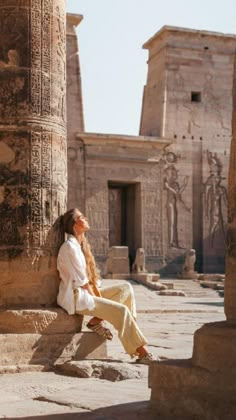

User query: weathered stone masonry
[140,27,236,273]
[0,0,67,307]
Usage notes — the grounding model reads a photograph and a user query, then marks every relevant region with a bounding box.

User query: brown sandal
[87,321,113,340]
[136,352,159,365]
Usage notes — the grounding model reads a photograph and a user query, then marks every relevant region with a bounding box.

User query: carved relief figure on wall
[0,75,26,118]
[207,150,222,176]
[53,4,66,121]
[204,174,228,247]
[203,151,228,247]
[0,49,19,67]
[0,136,30,258]
[173,72,200,129]
[0,9,29,118]
[203,73,229,131]
[164,163,190,248]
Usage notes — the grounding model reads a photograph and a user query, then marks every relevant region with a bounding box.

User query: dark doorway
[108,182,141,263]
[109,187,126,247]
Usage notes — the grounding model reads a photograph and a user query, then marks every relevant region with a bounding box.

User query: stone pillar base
[149,322,236,419]
[0,308,83,334]
[149,359,236,419]
[0,309,107,372]
[105,246,130,277]
[192,321,236,371]
[130,273,167,291]
[179,270,198,280]
[0,332,107,373]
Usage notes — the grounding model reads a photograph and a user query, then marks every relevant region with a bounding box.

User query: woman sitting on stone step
[57,208,158,365]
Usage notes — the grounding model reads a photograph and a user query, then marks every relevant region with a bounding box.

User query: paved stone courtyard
[0,279,224,419]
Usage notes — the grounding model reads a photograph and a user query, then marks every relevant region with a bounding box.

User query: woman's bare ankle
[136,345,149,359]
[87,317,102,326]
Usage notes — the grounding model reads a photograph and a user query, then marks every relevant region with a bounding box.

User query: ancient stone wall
[75,134,168,273]
[225,52,236,321]
[0,0,67,306]
[139,48,166,137]
[141,27,236,273]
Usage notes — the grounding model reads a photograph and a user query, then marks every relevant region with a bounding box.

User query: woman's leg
[99,282,137,318]
[87,282,136,331]
[77,295,147,357]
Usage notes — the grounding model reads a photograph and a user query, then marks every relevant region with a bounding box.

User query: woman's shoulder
[59,237,80,255]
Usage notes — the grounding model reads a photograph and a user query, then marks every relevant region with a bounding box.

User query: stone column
[66,13,84,141]
[0,2,108,370]
[0,0,67,307]
[225,52,236,322]
[66,13,85,210]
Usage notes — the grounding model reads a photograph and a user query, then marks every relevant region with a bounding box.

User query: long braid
[80,236,101,297]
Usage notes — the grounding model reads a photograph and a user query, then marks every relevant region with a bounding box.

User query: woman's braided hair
[80,235,99,286]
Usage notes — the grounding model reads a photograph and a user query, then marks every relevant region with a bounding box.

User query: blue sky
[67,0,236,135]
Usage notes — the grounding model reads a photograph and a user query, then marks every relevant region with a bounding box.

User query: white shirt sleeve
[57,238,95,314]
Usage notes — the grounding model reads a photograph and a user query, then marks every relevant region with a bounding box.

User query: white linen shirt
[57,235,95,315]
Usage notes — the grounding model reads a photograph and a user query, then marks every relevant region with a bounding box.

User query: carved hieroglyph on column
[226,54,236,321]
[0,0,67,306]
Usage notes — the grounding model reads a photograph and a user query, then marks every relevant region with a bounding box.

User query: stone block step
[192,321,236,371]
[0,308,83,334]
[108,246,129,258]
[104,274,131,280]
[149,359,236,419]
[0,332,107,371]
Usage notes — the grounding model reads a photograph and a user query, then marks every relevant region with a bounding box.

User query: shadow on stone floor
[184,300,224,307]
[6,401,159,420]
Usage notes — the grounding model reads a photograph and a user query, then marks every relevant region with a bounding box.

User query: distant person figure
[57,208,158,364]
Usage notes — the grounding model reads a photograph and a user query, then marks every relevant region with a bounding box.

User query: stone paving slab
[35,377,151,411]
[0,399,83,418]
[0,372,151,419]
[55,359,148,381]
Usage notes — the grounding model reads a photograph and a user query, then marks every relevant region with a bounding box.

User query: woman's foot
[87,320,113,340]
[87,317,103,326]
[136,352,159,365]
[135,345,160,364]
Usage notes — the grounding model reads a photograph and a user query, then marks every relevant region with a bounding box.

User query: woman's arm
[81,282,96,296]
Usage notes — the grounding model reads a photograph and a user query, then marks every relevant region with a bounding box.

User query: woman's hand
[81,283,96,296]
[81,282,102,298]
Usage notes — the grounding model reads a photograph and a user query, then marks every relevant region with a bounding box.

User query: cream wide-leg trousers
[76,282,148,357]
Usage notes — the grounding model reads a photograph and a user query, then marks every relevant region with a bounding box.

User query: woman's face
[73,211,90,235]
